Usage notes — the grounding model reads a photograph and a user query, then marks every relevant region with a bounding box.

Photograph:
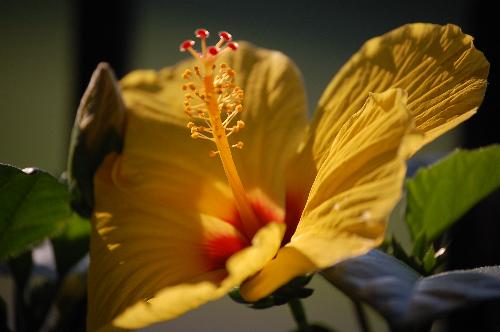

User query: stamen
[182,61,245,142]
[232,141,244,149]
[179,29,261,239]
[182,69,192,80]
[194,66,202,78]
[209,150,220,158]
[236,120,245,129]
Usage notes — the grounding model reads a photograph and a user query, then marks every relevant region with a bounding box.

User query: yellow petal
[309,23,489,168]
[239,246,315,302]
[296,89,418,266]
[242,89,419,300]
[88,154,285,330]
[222,43,309,206]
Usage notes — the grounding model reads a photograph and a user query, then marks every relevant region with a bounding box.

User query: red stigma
[180,40,195,52]
[195,28,209,39]
[227,42,239,51]
[208,46,219,55]
[219,31,232,41]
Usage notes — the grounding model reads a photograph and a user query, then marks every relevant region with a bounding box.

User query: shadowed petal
[118,105,238,225]
[119,42,308,219]
[224,43,308,206]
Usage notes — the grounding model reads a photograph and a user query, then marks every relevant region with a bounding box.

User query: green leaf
[0,165,71,260]
[422,246,436,274]
[388,236,426,275]
[322,250,500,328]
[406,145,500,242]
[52,214,91,277]
[411,233,427,259]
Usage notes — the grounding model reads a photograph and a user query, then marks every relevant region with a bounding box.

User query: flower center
[180,29,261,240]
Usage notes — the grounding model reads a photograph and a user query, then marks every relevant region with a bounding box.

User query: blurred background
[0,0,498,331]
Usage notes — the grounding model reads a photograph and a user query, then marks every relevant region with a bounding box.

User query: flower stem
[288,298,312,332]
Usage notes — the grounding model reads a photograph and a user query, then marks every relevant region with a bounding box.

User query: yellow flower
[87,23,488,331]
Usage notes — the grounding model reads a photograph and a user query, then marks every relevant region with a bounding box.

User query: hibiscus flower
[85,23,488,331]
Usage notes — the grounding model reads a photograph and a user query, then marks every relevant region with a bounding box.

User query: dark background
[1,0,498,331]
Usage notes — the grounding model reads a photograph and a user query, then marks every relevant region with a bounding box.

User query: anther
[232,141,244,149]
[187,122,195,129]
[209,150,220,157]
[231,125,240,133]
[194,66,202,77]
[191,132,201,139]
[195,28,209,39]
[182,69,192,80]
[236,120,245,129]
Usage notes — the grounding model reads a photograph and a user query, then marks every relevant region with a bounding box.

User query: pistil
[180,29,261,239]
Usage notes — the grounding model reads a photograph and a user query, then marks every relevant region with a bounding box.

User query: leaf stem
[353,301,371,332]
[288,298,312,332]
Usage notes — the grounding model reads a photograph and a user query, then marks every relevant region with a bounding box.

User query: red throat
[203,192,304,272]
